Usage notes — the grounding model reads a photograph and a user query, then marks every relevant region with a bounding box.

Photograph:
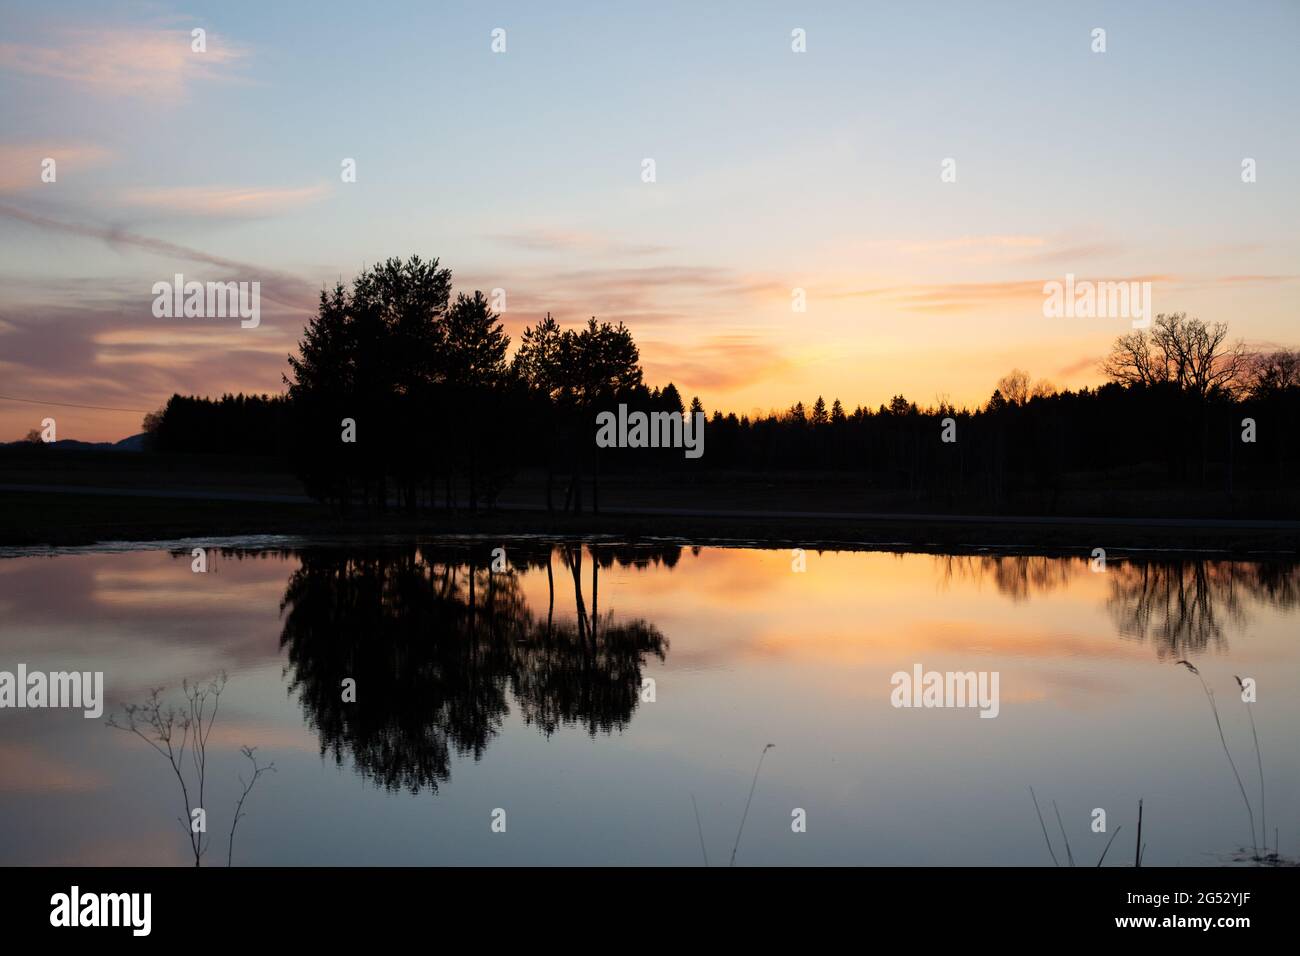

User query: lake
[1,538,1296,866]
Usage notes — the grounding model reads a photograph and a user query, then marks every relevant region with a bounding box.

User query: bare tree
[1102,313,1246,398]
[1247,348,1300,398]
[1101,328,1170,389]
[995,368,1031,406]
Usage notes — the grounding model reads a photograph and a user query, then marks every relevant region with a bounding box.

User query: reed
[1234,675,1266,858]
[1135,798,1142,867]
[1028,786,1060,867]
[1052,800,1075,867]
[1030,789,1133,866]
[691,793,709,867]
[729,743,775,867]
[1096,825,1122,867]
[1178,660,1259,861]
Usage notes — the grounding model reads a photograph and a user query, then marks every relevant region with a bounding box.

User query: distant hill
[113,433,148,451]
[1,433,147,451]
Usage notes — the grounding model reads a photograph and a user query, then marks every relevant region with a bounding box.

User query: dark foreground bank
[2,487,1298,554]
[3,448,1298,553]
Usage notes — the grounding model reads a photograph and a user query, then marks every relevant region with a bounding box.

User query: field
[2,448,1297,553]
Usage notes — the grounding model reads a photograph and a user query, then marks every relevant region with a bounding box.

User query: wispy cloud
[1186,274,1299,286]
[846,235,1126,267]
[828,275,1174,314]
[0,203,318,309]
[0,27,245,99]
[486,229,671,258]
[1056,354,1105,378]
[0,143,113,193]
[1016,240,1128,265]
[0,299,296,442]
[891,235,1046,255]
[116,183,331,217]
[640,334,794,395]
[460,263,781,329]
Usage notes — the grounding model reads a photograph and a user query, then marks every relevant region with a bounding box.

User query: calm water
[1,538,1296,866]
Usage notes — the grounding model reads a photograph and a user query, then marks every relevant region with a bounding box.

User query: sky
[1,0,1297,441]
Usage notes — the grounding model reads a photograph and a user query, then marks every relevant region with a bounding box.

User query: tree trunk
[470,440,479,514]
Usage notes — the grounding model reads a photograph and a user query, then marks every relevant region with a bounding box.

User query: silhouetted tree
[513,313,566,510]
[441,290,510,510]
[282,256,526,512]
[558,318,644,512]
[1102,313,1246,399]
[1248,349,1300,399]
[996,369,1031,406]
[811,395,828,425]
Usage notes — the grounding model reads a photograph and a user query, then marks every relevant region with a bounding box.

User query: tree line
[142,257,1300,516]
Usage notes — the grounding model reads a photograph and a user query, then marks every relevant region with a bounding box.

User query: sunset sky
[1,0,1297,441]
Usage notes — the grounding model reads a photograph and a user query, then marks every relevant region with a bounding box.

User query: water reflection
[936,554,1075,601]
[274,543,669,793]
[267,545,1299,794]
[3,541,1300,865]
[938,553,1300,658]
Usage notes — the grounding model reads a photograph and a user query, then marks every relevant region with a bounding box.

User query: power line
[0,393,155,413]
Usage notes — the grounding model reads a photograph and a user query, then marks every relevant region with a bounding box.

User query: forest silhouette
[140,256,1300,518]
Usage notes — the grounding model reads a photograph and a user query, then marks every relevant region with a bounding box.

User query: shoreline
[3,488,1297,557]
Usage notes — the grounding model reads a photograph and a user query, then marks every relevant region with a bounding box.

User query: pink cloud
[459,263,782,331]
[0,203,319,309]
[116,183,332,217]
[0,142,113,193]
[0,27,245,99]
[1056,354,1105,378]
[828,275,1175,314]
[640,334,795,394]
[486,229,671,258]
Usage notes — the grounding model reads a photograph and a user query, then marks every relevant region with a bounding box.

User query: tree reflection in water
[937,552,1300,659]
[276,542,670,793]
[1106,559,1298,658]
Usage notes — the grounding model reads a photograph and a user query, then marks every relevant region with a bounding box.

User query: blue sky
[1,0,1297,438]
